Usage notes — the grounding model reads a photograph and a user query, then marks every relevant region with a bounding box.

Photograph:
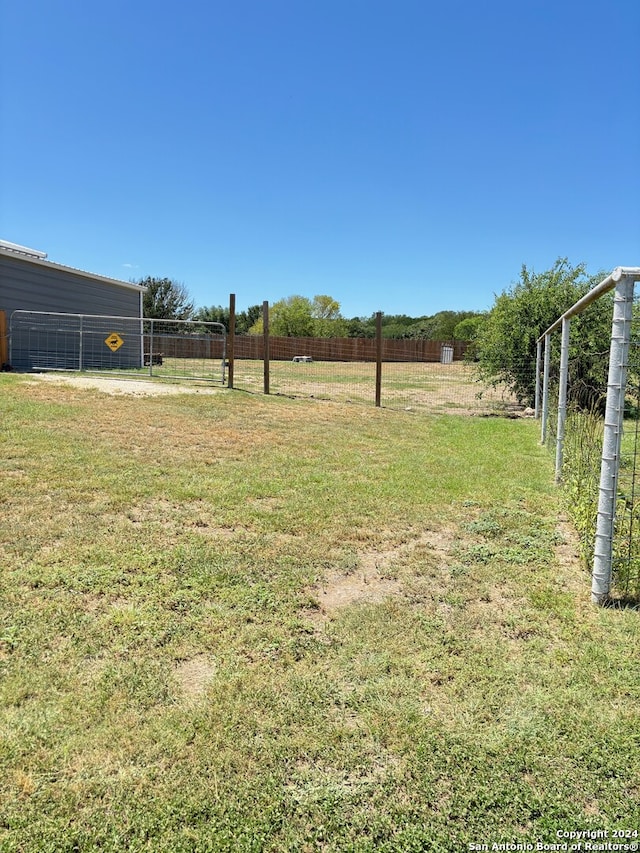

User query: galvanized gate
[9,311,227,383]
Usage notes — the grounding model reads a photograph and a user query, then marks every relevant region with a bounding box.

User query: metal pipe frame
[591,275,635,604]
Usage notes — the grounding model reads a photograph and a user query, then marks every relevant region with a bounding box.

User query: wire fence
[539,271,640,603]
[230,347,523,415]
[559,391,640,602]
[229,302,524,416]
[8,311,226,383]
[4,307,527,416]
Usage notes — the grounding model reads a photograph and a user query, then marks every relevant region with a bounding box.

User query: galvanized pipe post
[535,338,542,418]
[541,333,551,445]
[592,274,635,604]
[78,314,84,371]
[148,320,154,377]
[555,317,571,482]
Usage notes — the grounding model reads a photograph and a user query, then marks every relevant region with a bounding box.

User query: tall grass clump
[561,405,603,569]
[562,400,640,600]
[612,409,640,600]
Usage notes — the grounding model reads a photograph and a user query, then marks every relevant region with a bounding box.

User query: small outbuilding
[0,240,147,371]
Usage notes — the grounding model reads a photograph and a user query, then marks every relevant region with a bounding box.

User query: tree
[475,259,612,408]
[249,295,314,337]
[195,304,229,329]
[453,315,485,342]
[195,303,263,334]
[346,316,376,338]
[249,295,347,337]
[237,305,262,334]
[311,295,348,337]
[140,277,195,320]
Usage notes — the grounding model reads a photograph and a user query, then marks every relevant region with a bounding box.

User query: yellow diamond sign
[105,332,124,352]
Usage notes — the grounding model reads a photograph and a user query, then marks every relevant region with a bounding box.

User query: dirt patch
[555,517,582,570]
[304,527,458,623]
[553,515,594,608]
[27,373,223,397]
[312,573,402,621]
[173,655,217,700]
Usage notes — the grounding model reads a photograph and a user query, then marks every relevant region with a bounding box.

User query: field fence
[539,268,640,603]
[554,348,640,603]
[230,334,525,416]
[6,308,528,416]
[8,311,226,383]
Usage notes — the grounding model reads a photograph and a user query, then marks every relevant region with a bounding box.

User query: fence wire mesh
[613,352,640,599]
[543,294,640,601]
[231,340,523,415]
[9,311,226,383]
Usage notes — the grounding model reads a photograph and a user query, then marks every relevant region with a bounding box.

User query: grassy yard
[0,373,638,852]
[81,357,514,416]
[232,358,515,415]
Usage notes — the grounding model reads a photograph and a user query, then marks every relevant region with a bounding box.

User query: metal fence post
[555,317,571,482]
[592,274,635,604]
[535,338,542,418]
[149,320,154,376]
[0,311,7,369]
[541,333,551,445]
[78,314,84,371]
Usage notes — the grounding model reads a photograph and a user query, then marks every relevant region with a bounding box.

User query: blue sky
[1,0,638,319]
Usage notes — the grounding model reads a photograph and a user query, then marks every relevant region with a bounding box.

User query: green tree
[403,311,482,341]
[475,259,612,407]
[237,305,262,334]
[249,295,346,337]
[195,304,229,329]
[311,295,348,337]
[453,315,485,341]
[140,277,194,320]
[195,304,263,334]
[346,316,376,338]
[381,314,416,339]
[249,295,314,337]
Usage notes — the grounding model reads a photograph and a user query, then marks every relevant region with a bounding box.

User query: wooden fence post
[263,301,270,395]
[228,294,235,389]
[375,311,382,407]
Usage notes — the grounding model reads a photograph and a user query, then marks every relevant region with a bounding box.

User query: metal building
[0,240,146,371]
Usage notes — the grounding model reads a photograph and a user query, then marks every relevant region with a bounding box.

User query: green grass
[232,358,515,414]
[45,356,517,415]
[1,373,639,852]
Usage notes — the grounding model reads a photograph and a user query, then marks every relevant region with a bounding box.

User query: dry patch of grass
[173,655,218,701]
[302,527,459,625]
[27,372,224,396]
[233,358,520,415]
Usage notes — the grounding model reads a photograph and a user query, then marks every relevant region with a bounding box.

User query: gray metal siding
[0,253,141,318]
[1,253,143,371]
[9,312,144,372]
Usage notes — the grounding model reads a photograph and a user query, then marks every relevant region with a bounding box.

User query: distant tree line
[139,277,484,342]
[346,310,484,341]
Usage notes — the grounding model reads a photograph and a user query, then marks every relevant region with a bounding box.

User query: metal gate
[9,311,227,383]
